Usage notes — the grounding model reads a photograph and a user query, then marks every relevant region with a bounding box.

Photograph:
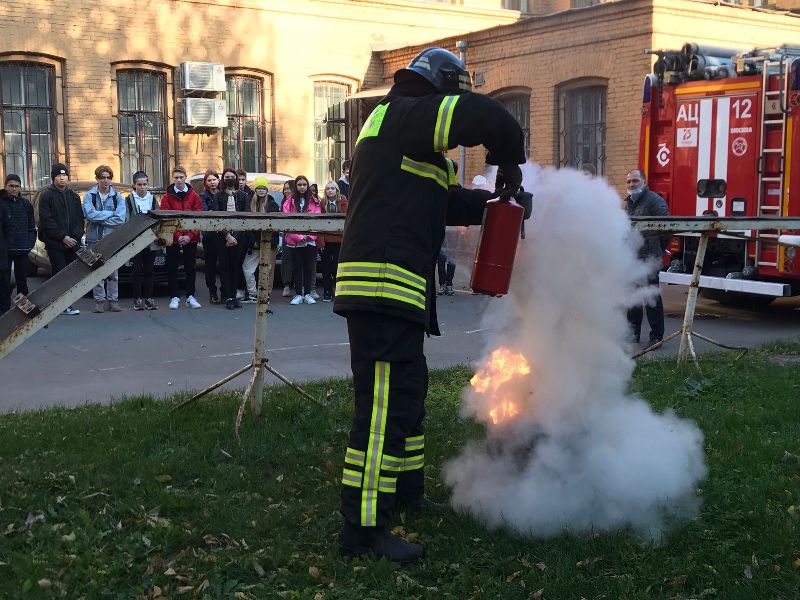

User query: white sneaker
[186,295,202,309]
[310,289,320,300]
[282,286,292,297]
[303,294,316,305]
[290,295,303,305]
[62,306,80,316]
[169,297,180,310]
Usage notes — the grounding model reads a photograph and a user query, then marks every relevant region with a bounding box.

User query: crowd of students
[0,161,352,315]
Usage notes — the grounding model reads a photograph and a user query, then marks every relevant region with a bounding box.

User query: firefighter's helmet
[394,48,472,94]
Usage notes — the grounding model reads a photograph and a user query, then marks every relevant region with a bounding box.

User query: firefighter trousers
[340,312,428,528]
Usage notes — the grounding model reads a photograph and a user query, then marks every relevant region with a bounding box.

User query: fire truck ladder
[755,48,800,267]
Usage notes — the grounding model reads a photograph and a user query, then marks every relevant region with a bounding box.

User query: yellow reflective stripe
[335,282,426,310]
[400,156,448,191]
[434,95,460,151]
[337,262,426,292]
[342,468,363,488]
[406,435,424,443]
[345,447,366,468]
[446,159,457,187]
[381,454,404,472]
[356,102,389,144]
[405,438,424,452]
[402,454,425,471]
[378,476,397,493]
[361,361,390,527]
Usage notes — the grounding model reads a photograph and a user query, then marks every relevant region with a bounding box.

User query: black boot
[338,521,424,563]
[209,290,219,305]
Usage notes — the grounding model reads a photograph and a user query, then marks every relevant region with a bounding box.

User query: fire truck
[638,42,800,304]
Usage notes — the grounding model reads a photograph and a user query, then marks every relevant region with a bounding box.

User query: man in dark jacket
[214,168,251,309]
[625,169,669,347]
[38,163,84,316]
[1,174,35,300]
[332,47,528,562]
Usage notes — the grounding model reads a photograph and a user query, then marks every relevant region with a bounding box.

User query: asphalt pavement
[1,277,799,412]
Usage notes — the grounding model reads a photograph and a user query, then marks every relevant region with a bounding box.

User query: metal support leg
[242,231,273,419]
[678,232,709,363]
[635,232,747,367]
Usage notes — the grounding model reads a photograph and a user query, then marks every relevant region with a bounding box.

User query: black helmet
[394,47,472,95]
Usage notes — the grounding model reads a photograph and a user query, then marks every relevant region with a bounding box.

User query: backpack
[91,191,119,211]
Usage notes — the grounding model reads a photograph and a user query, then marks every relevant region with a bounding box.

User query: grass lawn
[1,342,799,599]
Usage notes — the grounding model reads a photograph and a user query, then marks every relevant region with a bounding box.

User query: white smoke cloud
[444,165,708,541]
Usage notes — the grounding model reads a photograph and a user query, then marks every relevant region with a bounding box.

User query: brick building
[2,0,800,193]
[0,0,518,190]
[366,0,800,189]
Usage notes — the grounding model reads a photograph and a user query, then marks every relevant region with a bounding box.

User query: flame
[488,401,520,425]
[470,347,531,426]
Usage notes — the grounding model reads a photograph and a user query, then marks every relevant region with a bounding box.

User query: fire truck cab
[638,43,800,303]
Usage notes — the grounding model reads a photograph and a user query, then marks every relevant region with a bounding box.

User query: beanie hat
[253,177,268,190]
[51,163,69,179]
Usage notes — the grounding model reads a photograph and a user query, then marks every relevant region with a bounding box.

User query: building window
[721,0,766,5]
[572,0,602,7]
[117,70,167,189]
[313,81,350,186]
[0,62,56,189]
[559,85,606,175]
[499,95,531,158]
[223,75,270,173]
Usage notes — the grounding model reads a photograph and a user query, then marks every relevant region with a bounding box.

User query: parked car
[29,181,182,286]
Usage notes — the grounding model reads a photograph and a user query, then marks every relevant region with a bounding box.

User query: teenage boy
[125,170,160,310]
[1,174,36,302]
[38,163,83,315]
[83,165,127,312]
[161,165,203,309]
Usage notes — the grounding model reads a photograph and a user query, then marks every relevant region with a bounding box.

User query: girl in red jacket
[160,165,204,309]
[319,181,348,302]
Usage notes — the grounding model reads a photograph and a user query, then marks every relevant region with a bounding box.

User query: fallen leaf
[61,532,76,543]
[788,505,796,514]
[353,565,366,572]
[672,574,687,587]
[142,535,152,547]
[314,593,324,600]
[535,562,546,571]
[532,589,544,599]
[221,449,233,459]
[37,579,52,588]
[253,560,265,577]
[177,586,194,595]
[309,566,321,578]
[743,565,753,580]
[794,559,800,569]
[506,570,522,582]
[155,474,172,483]
[276,474,284,482]
[164,567,176,576]
[25,512,46,528]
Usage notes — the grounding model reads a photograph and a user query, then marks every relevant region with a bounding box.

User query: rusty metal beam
[630,216,800,234]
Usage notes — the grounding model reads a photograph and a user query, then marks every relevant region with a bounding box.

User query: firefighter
[333,47,530,562]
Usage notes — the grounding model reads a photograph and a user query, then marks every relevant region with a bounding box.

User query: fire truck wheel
[702,289,775,310]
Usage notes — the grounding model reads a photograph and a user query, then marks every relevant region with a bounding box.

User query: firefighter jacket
[332,89,525,334]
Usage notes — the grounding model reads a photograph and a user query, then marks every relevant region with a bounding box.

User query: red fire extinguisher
[470,196,525,297]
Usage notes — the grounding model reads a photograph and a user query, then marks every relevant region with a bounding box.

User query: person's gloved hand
[494,164,522,197]
[515,188,533,220]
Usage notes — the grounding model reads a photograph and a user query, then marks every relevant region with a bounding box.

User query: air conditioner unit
[180,62,226,92]
[183,98,227,128]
